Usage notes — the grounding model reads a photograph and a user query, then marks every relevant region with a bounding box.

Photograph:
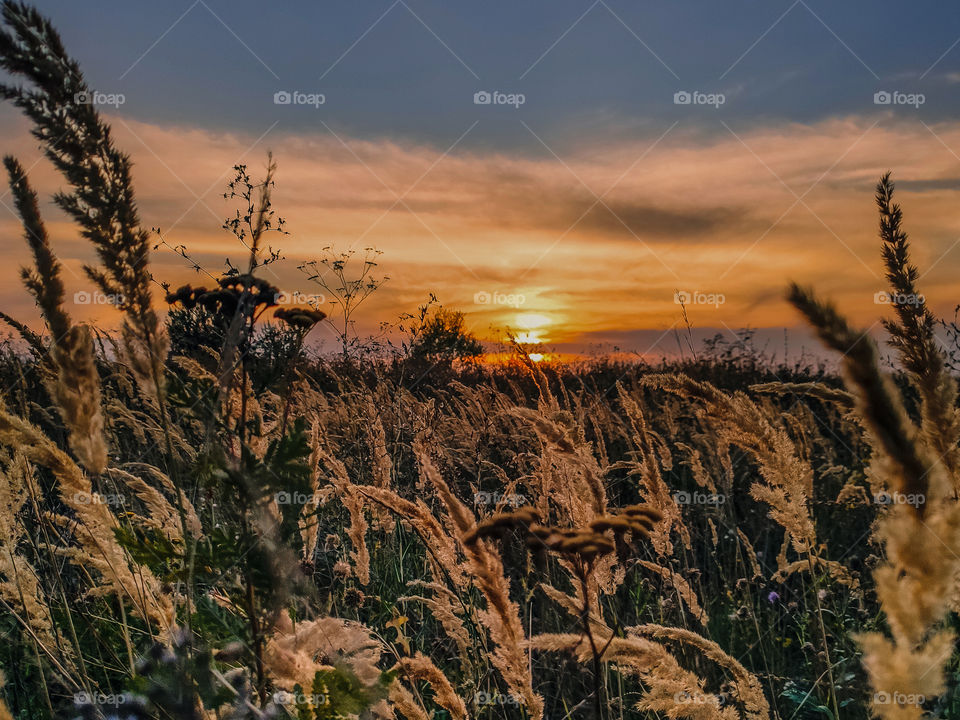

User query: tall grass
[0,3,958,720]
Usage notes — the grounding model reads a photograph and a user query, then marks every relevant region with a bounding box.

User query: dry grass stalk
[527,633,742,720]
[616,383,688,554]
[0,407,174,637]
[632,624,770,720]
[319,448,371,585]
[4,157,107,475]
[0,452,60,659]
[789,282,960,719]
[876,173,960,483]
[413,439,543,720]
[395,653,468,720]
[646,374,817,559]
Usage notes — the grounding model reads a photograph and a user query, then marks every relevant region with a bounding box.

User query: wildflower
[345,587,366,608]
[767,591,780,604]
[275,306,326,330]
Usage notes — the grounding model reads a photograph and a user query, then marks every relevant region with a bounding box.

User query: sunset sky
[3,0,960,357]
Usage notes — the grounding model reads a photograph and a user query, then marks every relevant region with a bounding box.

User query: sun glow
[515,313,552,330]
[514,330,547,344]
[513,312,552,345]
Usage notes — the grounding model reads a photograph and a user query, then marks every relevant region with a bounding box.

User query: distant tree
[409,308,483,361]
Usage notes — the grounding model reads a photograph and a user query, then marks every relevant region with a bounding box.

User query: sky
[2,0,960,358]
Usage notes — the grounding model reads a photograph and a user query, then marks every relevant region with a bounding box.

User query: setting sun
[513,312,552,345]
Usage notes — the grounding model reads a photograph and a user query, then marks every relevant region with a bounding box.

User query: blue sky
[31,0,960,150]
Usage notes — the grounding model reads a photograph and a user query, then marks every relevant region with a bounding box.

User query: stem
[806,550,840,720]
[577,563,604,720]
[245,568,267,706]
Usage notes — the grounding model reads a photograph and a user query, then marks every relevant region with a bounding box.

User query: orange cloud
[0,111,959,351]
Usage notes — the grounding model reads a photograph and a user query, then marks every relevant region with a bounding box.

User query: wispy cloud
[2,113,960,350]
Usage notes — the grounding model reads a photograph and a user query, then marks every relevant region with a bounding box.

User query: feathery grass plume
[44,325,107,474]
[395,653,468,720]
[265,613,393,719]
[643,375,816,558]
[787,284,947,508]
[736,529,762,579]
[121,462,201,534]
[772,557,859,590]
[876,173,960,482]
[616,382,688,554]
[320,448,371,585]
[414,439,543,720]
[0,452,62,663]
[355,485,465,589]
[3,156,68,341]
[361,397,396,533]
[507,405,607,528]
[788,283,960,719]
[0,309,47,361]
[389,681,432,720]
[4,156,107,474]
[105,468,197,540]
[749,381,855,410]
[301,420,323,559]
[675,442,717,493]
[632,625,769,720]
[265,614,384,690]
[0,2,168,404]
[398,580,473,668]
[0,407,174,637]
[366,398,393,489]
[526,633,740,720]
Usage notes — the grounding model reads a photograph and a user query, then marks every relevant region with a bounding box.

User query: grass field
[0,3,959,719]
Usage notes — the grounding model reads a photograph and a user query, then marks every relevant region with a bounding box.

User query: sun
[513,312,552,345]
